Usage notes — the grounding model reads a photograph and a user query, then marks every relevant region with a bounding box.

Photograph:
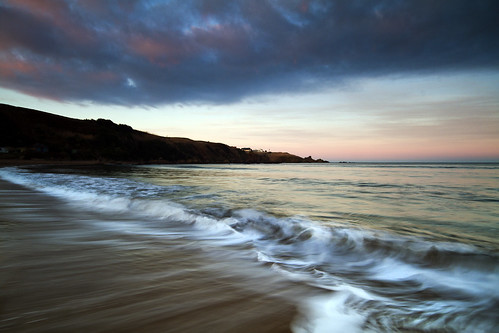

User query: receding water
[1,163,498,332]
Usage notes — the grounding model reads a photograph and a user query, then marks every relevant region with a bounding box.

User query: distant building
[241,148,252,152]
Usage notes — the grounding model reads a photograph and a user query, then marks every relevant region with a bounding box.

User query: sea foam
[1,166,497,332]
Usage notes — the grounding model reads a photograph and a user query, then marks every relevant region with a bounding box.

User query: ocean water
[1,163,498,332]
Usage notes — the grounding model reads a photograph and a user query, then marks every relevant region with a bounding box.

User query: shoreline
[0,158,328,167]
[0,177,305,332]
[0,159,108,167]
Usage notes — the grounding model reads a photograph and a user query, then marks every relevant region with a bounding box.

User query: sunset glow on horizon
[1,0,498,162]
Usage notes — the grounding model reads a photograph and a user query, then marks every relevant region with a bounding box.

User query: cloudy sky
[1,0,498,161]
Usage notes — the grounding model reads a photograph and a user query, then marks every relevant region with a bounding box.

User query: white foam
[293,292,369,333]
[3,166,498,333]
[372,256,499,298]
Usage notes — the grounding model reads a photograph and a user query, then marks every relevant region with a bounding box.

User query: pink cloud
[0,58,37,77]
[4,0,96,47]
[4,0,64,17]
[87,70,119,83]
[127,34,193,65]
[300,0,310,13]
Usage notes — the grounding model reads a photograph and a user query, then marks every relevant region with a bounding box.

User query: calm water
[1,163,498,332]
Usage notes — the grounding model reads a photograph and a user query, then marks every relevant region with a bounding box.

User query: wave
[1,167,498,332]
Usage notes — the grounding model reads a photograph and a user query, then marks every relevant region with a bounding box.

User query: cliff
[0,104,327,164]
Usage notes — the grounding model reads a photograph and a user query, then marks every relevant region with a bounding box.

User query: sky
[1,0,498,162]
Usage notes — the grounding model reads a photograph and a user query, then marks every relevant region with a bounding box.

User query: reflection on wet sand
[0,180,307,332]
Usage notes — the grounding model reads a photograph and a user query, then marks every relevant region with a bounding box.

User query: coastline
[0,178,304,332]
[1,103,328,165]
[0,158,328,167]
[0,159,107,167]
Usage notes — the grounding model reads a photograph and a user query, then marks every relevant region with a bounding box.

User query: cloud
[1,0,498,105]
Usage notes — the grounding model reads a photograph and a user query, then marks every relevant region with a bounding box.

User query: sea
[1,163,498,332]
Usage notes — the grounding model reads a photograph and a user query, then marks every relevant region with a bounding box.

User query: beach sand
[0,179,306,332]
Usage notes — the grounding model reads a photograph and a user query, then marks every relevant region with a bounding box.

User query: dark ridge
[0,103,327,165]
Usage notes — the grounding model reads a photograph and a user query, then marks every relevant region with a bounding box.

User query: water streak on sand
[1,163,498,332]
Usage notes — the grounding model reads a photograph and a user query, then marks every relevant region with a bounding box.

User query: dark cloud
[1,0,498,105]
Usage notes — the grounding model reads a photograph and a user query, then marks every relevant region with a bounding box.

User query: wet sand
[0,179,305,332]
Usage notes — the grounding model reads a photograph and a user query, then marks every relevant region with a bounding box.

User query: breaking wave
[1,166,498,332]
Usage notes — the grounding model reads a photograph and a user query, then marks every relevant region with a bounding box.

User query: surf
[1,165,498,332]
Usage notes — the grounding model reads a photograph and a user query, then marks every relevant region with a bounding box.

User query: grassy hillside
[0,104,326,164]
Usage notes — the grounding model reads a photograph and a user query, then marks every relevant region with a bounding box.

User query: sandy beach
[2,163,497,332]
[0,178,305,332]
